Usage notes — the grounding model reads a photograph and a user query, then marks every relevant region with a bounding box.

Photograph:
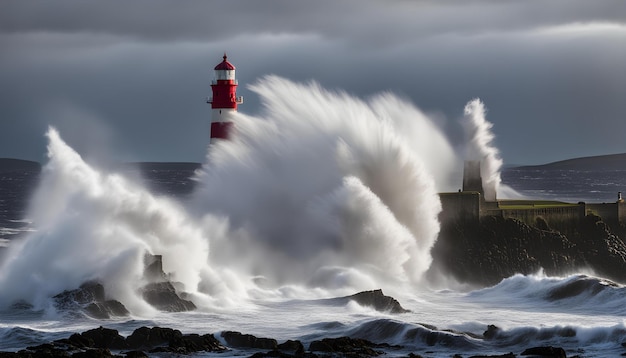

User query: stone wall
[439,192,480,225]
[491,205,586,233]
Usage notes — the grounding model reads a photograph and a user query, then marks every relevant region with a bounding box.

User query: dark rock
[80,327,127,350]
[24,343,71,357]
[70,348,115,358]
[125,326,182,350]
[470,354,516,358]
[521,346,566,357]
[277,340,304,354]
[84,301,130,319]
[428,213,626,286]
[483,325,502,340]
[141,282,196,312]
[248,351,312,358]
[346,289,410,314]
[308,337,384,356]
[428,216,589,286]
[535,217,551,231]
[122,352,147,358]
[221,331,277,350]
[53,282,129,319]
[57,333,94,349]
[168,333,227,353]
[54,282,105,306]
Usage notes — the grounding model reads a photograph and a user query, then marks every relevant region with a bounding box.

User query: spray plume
[0,128,235,312]
[0,76,467,312]
[461,99,502,201]
[192,76,455,293]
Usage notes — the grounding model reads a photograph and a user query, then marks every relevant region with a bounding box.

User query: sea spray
[0,128,239,313]
[461,99,502,201]
[192,76,452,293]
[1,76,479,311]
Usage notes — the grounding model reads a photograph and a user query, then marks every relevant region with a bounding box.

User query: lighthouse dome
[214,54,236,70]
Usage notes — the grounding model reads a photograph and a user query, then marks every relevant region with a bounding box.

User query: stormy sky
[1,0,625,165]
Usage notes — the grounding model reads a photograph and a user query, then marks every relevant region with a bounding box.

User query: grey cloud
[2,0,624,42]
[0,0,625,165]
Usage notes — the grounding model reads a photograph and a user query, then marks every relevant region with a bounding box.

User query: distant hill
[517,153,626,171]
[0,158,41,172]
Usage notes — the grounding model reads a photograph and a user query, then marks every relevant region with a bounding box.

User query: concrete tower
[207,54,243,142]
[462,160,484,194]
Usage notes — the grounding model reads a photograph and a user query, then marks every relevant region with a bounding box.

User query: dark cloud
[0,0,625,165]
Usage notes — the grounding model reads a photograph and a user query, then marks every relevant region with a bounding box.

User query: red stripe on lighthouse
[211,122,233,140]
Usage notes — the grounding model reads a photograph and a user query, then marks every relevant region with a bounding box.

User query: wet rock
[430,212,626,287]
[23,343,71,357]
[80,327,127,350]
[345,289,410,313]
[248,351,314,358]
[483,325,502,340]
[308,337,385,356]
[277,340,304,354]
[221,331,278,349]
[93,327,224,355]
[71,348,115,358]
[54,282,105,305]
[53,282,129,319]
[56,333,94,349]
[122,352,148,358]
[85,301,130,319]
[166,333,227,353]
[125,326,182,350]
[521,346,566,357]
[141,281,196,312]
[469,354,516,358]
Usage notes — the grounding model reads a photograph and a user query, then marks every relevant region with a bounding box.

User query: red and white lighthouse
[207,54,243,142]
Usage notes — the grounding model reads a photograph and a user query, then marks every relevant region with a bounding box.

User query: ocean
[2,162,626,357]
[1,78,626,357]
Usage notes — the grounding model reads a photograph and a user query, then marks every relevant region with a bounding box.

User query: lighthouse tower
[207,54,243,142]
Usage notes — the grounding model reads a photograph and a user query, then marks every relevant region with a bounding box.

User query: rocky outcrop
[0,326,577,358]
[141,281,196,312]
[344,289,409,313]
[429,214,626,286]
[53,282,129,319]
[125,326,183,350]
[140,254,197,312]
[221,331,278,350]
[4,326,226,357]
[153,333,226,354]
[52,254,195,316]
[521,346,566,357]
[308,337,389,356]
[77,327,128,350]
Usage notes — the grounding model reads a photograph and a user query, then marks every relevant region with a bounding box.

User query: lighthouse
[207,54,243,142]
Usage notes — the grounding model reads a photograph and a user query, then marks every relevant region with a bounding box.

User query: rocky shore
[1,288,606,358]
[0,325,575,358]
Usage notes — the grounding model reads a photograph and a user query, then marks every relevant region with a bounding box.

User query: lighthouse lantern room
[207,53,243,142]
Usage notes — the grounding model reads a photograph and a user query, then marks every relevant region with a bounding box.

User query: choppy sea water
[502,168,626,204]
[1,165,625,357]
